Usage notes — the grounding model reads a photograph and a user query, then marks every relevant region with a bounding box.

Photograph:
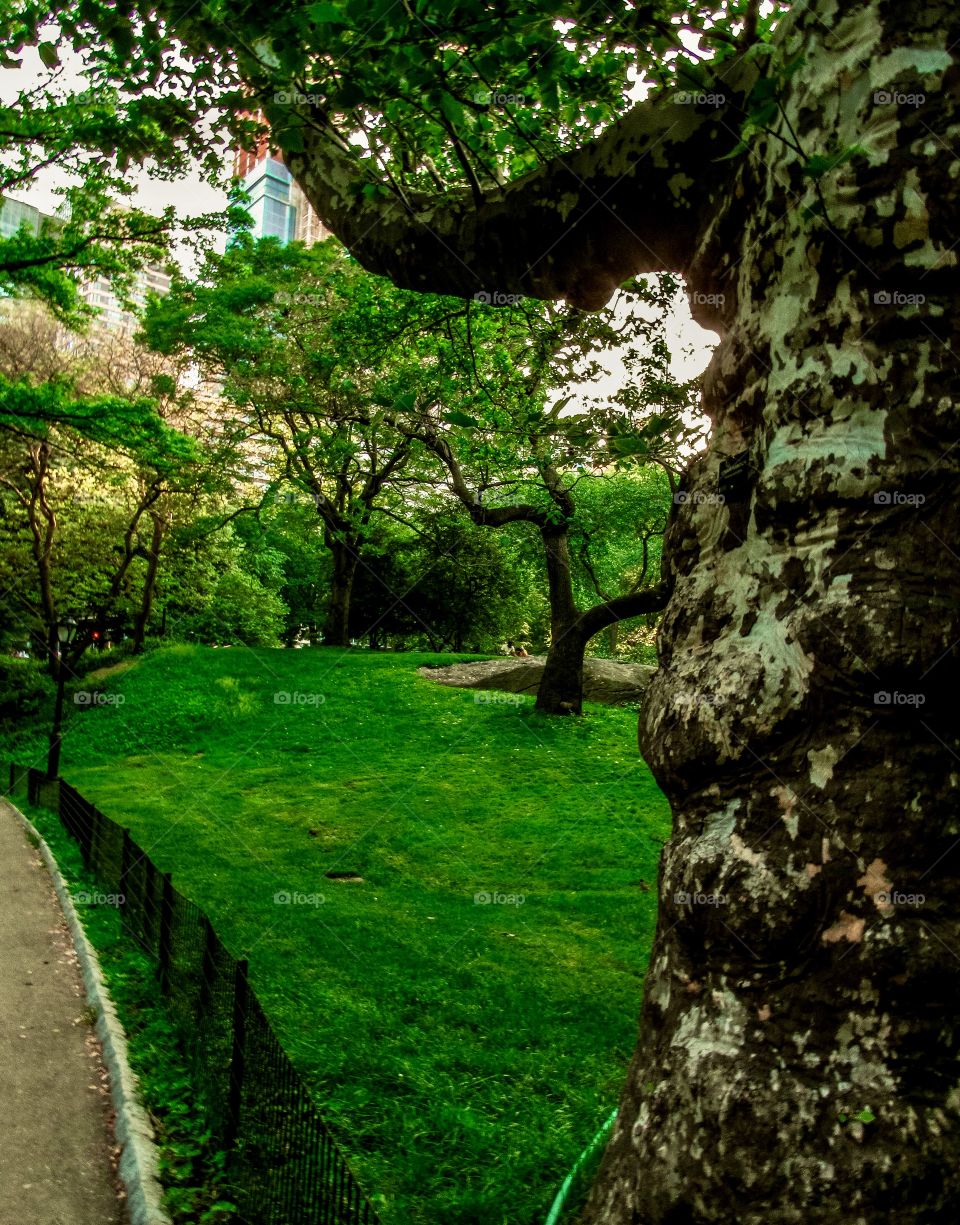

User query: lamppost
[47,618,77,780]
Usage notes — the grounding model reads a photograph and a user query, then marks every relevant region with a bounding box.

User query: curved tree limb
[572,580,672,644]
[286,63,753,309]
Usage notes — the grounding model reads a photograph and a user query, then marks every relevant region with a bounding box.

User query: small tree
[143,236,439,646]
[0,302,216,670]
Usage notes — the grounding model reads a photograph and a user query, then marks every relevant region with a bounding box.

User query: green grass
[13,645,670,1225]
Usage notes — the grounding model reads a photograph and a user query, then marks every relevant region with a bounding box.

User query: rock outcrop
[418,656,655,705]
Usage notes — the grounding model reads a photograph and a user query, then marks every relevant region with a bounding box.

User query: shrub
[0,656,54,726]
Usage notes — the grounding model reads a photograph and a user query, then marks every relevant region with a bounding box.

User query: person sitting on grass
[506,640,529,657]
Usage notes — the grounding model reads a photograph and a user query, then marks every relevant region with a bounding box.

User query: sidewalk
[0,800,126,1225]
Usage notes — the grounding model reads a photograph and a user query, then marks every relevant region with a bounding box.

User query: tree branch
[573,580,672,644]
[286,62,753,308]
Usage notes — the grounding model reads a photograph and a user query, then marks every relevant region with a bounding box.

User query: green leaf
[782,54,806,81]
[38,41,60,68]
[308,3,345,24]
[439,93,465,127]
[675,59,707,90]
[716,139,750,162]
[748,76,778,104]
[335,79,367,109]
[801,153,834,180]
[441,411,479,428]
[747,100,779,129]
[394,393,417,413]
[276,125,305,153]
[854,1107,876,1124]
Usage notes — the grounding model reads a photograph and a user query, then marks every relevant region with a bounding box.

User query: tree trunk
[583,5,960,1221]
[323,539,359,646]
[132,510,166,654]
[21,442,59,677]
[538,572,672,715]
[536,626,587,715]
[535,524,583,714]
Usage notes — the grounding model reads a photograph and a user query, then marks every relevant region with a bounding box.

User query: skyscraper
[233,130,330,247]
[238,152,298,243]
[0,196,45,239]
[79,264,171,332]
[1,193,171,331]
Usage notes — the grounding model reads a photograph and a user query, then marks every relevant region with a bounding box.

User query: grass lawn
[11,644,670,1224]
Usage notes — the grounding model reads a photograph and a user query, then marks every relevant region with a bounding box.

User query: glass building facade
[0,196,46,239]
[243,156,298,243]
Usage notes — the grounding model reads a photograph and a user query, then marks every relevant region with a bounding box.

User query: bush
[174,570,288,647]
[0,656,54,726]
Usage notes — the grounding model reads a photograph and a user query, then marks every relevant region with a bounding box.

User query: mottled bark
[583,2,960,1221]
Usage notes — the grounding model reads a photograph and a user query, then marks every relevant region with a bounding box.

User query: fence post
[226,958,250,1150]
[119,829,132,927]
[198,914,216,1016]
[143,858,157,952]
[158,873,175,996]
[88,803,101,871]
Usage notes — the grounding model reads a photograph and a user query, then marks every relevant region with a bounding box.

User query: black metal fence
[8,764,380,1225]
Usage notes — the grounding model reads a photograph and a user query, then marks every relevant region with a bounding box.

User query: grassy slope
[20,645,670,1225]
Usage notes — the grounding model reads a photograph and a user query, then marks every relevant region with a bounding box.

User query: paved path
[0,800,126,1225]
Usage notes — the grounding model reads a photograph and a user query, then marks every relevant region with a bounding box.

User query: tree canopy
[21,1,798,306]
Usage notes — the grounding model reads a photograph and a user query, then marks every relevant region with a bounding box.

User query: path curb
[5,799,172,1225]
